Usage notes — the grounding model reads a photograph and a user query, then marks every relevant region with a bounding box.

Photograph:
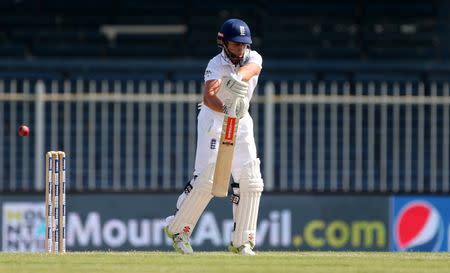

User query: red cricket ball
[18,125,30,137]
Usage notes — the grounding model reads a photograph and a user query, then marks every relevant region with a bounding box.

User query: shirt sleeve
[247,51,263,69]
[204,58,221,82]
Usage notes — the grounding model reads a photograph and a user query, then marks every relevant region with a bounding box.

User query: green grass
[1,252,450,273]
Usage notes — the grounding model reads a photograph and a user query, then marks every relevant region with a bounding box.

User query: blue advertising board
[1,194,389,252]
[391,196,450,251]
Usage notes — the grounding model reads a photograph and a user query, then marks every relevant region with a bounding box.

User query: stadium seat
[353,72,421,83]
[32,44,105,58]
[69,72,166,82]
[0,44,25,57]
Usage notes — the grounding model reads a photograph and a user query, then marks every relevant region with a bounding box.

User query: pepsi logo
[395,201,444,251]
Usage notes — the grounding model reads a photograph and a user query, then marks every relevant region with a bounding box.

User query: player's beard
[224,44,245,65]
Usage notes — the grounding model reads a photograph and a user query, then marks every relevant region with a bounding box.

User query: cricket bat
[212,101,239,197]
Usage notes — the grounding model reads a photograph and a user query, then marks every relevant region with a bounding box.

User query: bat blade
[212,115,239,197]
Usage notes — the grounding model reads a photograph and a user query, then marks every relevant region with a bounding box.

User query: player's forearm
[203,79,224,113]
[203,93,224,113]
[238,63,261,81]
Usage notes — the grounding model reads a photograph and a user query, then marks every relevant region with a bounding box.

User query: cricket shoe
[228,242,256,256]
[164,226,193,255]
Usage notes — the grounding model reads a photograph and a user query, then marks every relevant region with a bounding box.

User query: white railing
[0,79,449,193]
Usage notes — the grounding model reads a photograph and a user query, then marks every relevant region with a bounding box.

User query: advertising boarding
[0,194,389,252]
[391,196,450,252]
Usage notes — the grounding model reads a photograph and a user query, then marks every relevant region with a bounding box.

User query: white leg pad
[167,163,215,236]
[232,159,264,248]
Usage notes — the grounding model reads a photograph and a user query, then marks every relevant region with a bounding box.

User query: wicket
[45,151,66,253]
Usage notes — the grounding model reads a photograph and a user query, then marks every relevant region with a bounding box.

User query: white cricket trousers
[193,106,258,180]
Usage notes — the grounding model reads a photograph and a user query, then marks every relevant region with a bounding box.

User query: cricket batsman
[164,18,264,255]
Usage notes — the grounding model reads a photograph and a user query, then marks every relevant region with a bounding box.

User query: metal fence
[0,78,449,193]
